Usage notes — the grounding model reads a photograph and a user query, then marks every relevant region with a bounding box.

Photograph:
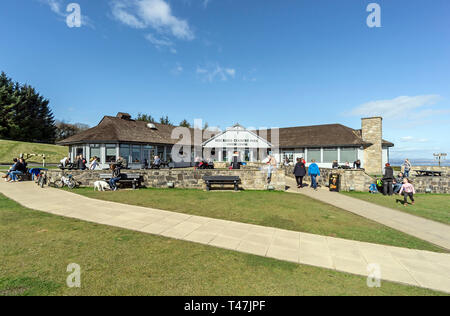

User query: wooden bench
[100,173,143,190]
[415,170,444,177]
[203,176,241,191]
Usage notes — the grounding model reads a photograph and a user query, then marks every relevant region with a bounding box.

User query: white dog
[94,180,111,191]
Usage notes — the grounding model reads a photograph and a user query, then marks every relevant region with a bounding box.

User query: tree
[136,113,156,123]
[159,115,172,125]
[0,72,56,143]
[55,121,90,141]
[179,119,191,128]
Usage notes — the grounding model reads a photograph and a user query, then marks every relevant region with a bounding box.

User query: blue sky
[0,0,449,159]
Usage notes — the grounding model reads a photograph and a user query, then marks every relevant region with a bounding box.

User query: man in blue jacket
[308,159,321,190]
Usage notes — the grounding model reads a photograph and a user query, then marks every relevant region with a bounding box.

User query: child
[399,178,415,206]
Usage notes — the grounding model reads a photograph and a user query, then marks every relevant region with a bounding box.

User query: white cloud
[111,0,194,40]
[171,63,183,75]
[400,136,429,143]
[145,33,177,53]
[196,64,236,82]
[349,95,441,119]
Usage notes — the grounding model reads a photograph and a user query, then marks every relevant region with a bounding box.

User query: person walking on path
[399,178,416,206]
[109,164,122,191]
[403,159,412,178]
[293,157,306,188]
[383,163,394,196]
[308,159,321,190]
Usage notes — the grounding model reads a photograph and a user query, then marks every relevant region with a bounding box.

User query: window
[222,149,227,162]
[119,144,130,163]
[89,144,101,160]
[340,147,357,163]
[308,148,321,163]
[323,147,338,163]
[105,144,116,163]
[132,145,141,163]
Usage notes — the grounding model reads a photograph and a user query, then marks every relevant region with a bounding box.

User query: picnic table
[414,170,444,177]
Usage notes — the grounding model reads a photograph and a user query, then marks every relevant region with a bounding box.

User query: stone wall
[45,168,286,191]
[411,166,450,173]
[409,175,449,194]
[362,117,383,175]
[285,166,374,192]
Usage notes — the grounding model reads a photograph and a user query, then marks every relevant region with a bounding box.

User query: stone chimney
[361,117,383,175]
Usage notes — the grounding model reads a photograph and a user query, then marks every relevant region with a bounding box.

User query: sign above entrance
[202,124,272,149]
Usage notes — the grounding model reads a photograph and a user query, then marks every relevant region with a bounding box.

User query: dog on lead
[94,180,111,191]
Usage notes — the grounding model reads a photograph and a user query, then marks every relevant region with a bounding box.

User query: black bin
[329,174,341,192]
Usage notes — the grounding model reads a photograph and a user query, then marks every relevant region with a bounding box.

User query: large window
[106,144,116,163]
[323,147,338,163]
[307,148,321,163]
[340,147,357,163]
[89,144,101,160]
[132,145,142,163]
[119,144,130,163]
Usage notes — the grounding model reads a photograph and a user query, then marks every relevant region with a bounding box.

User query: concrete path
[285,177,450,251]
[1,181,450,294]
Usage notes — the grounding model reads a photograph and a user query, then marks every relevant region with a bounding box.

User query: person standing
[293,157,306,188]
[403,159,412,178]
[383,163,394,196]
[399,178,416,206]
[308,159,321,190]
[266,155,278,183]
[109,164,122,191]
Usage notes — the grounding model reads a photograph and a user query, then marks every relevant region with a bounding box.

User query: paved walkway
[1,181,450,293]
[285,177,450,251]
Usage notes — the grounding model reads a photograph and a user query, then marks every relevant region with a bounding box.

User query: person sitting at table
[152,155,161,168]
[332,160,339,169]
[393,172,404,194]
[353,159,361,169]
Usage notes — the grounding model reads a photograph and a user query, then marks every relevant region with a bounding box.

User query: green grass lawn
[0,139,67,164]
[69,187,445,253]
[0,194,446,296]
[341,192,450,225]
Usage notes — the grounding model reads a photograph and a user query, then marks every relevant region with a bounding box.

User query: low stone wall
[284,166,374,192]
[411,166,449,173]
[45,168,286,191]
[409,175,449,194]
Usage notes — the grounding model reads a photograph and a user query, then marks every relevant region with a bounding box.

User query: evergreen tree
[159,115,172,125]
[136,113,156,123]
[0,72,56,143]
[179,119,191,128]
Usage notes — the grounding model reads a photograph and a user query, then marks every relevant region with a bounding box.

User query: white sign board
[203,128,272,149]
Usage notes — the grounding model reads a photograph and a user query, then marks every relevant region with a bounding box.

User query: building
[58,113,393,174]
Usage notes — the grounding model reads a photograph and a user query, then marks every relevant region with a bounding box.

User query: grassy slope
[0,139,67,164]
[340,192,450,225]
[0,193,445,296]
[69,188,445,253]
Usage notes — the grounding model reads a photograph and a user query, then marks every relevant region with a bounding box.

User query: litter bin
[329,173,340,192]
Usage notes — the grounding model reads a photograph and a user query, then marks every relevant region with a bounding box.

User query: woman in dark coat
[293,157,307,188]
